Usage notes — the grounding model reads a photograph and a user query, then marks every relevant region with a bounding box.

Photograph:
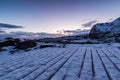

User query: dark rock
[15,40,37,50]
[40,44,56,48]
[0,38,21,47]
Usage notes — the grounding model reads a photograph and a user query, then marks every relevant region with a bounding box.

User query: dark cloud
[82,20,98,28]
[0,23,23,29]
[63,29,90,35]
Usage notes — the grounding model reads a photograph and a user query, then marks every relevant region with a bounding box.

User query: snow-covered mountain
[90,17,120,39]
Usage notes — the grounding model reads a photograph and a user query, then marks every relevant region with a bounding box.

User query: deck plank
[20,48,75,80]
[103,48,120,72]
[34,49,78,80]
[0,45,120,80]
[51,48,86,80]
[97,49,120,80]
[0,48,68,80]
[92,49,109,80]
[80,48,93,80]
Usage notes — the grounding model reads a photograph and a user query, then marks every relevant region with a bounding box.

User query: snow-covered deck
[0,44,120,80]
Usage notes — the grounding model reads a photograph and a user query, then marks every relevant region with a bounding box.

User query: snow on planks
[0,45,120,80]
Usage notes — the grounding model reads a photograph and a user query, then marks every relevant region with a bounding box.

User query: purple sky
[0,0,120,33]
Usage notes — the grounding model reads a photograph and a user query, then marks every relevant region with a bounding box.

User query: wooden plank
[20,48,75,80]
[97,49,120,80]
[34,49,78,80]
[0,49,69,80]
[64,48,86,80]
[110,48,120,60]
[92,48,109,80]
[50,48,86,80]
[79,48,93,80]
[102,48,120,72]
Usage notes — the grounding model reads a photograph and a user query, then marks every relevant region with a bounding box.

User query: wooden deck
[0,46,120,80]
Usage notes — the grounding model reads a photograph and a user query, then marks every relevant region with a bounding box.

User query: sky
[0,0,120,33]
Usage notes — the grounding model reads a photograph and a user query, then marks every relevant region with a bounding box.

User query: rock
[40,44,56,48]
[15,40,37,50]
[0,38,20,47]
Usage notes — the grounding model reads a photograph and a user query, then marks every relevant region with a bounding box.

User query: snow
[0,44,120,80]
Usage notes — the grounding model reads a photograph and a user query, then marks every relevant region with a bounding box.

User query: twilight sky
[0,0,120,33]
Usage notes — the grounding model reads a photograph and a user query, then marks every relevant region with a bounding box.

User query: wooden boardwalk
[0,45,120,80]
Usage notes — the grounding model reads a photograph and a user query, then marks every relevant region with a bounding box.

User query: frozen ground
[0,44,120,80]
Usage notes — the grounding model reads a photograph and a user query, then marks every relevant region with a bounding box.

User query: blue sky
[0,0,120,33]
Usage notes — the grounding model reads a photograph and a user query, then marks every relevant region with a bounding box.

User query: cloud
[0,23,23,29]
[82,20,98,28]
[63,29,90,35]
[0,30,6,33]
